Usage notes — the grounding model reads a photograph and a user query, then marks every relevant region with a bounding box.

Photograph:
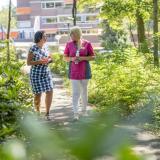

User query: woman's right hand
[70,57,77,62]
[39,58,49,64]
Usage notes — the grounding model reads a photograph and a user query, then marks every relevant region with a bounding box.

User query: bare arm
[48,53,53,63]
[63,56,71,62]
[27,52,48,66]
[79,56,95,61]
[63,55,95,63]
[63,56,77,62]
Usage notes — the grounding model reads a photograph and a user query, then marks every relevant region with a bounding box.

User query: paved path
[41,74,73,124]
[40,74,93,124]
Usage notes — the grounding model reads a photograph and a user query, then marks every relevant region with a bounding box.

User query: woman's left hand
[47,55,53,63]
[77,57,86,61]
[75,57,81,62]
[78,56,95,61]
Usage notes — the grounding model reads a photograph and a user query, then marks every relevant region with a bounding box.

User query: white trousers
[71,80,89,114]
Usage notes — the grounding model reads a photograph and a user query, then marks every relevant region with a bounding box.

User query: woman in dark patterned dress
[27,31,53,120]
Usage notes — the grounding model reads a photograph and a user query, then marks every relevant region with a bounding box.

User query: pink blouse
[64,39,95,80]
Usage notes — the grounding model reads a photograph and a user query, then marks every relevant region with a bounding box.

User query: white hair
[70,26,82,38]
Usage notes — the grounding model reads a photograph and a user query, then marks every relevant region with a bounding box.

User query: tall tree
[101,21,128,50]
[7,0,12,62]
[135,0,149,52]
[79,0,152,53]
[72,0,77,26]
[101,0,151,53]
[153,0,159,67]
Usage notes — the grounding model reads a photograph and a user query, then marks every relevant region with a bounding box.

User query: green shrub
[50,53,67,76]
[0,40,18,62]
[0,60,32,140]
[89,48,160,116]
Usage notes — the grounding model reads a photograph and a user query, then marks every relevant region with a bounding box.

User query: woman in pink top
[63,26,95,120]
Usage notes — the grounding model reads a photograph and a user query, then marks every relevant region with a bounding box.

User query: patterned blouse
[29,44,53,94]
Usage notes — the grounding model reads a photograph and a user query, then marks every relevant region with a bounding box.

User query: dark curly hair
[34,31,45,43]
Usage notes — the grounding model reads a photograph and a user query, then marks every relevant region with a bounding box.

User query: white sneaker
[73,113,79,121]
[81,110,88,117]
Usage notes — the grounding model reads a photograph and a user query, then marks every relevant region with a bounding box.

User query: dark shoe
[45,113,51,121]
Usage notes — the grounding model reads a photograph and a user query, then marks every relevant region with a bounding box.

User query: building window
[59,16,69,22]
[41,2,64,9]
[65,4,72,8]
[42,3,46,8]
[60,31,68,34]
[46,2,54,8]
[17,21,31,28]
[82,30,87,34]
[90,29,98,34]
[86,15,97,22]
[42,17,57,24]
[46,34,56,40]
[76,16,81,22]
[42,2,54,8]
[81,15,86,23]
[55,2,63,7]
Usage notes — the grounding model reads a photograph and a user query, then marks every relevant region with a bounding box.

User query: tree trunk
[7,0,11,62]
[153,0,159,67]
[72,0,77,26]
[136,9,149,53]
[129,22,136,47]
